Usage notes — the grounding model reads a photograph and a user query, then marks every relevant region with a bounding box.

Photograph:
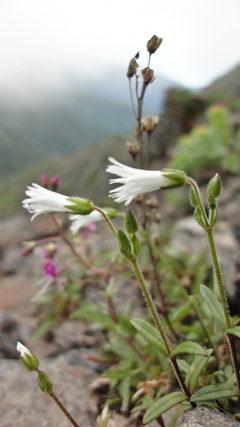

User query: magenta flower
[44,261,58,278]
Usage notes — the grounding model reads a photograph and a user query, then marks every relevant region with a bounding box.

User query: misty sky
[0,0,240,95]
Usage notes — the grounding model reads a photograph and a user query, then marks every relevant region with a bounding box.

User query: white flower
[69,211,103,234]
[16,341,32,358]
[22,184,71,220]
[106,157,174,206]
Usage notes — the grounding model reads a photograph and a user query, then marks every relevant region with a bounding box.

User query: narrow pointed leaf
[170,341,208,357]
[130,318,167,356]
[200,285,226,329]
[191,384,237,402]
[143,392,187,424]
[185,349,213,393]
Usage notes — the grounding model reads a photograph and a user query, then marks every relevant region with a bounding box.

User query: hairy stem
[49,392,80,427]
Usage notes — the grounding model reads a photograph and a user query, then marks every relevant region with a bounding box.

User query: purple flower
[44,261,58,278]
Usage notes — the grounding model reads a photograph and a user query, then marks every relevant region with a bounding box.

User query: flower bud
[16,341,39,371]
[142,117,159,134]
[43,242,57,259]
[162,169,187,190]
[147,35,163,54]
[51,176,59,191]
[208,174,222,198]
[37,371,53,393]
[103,207,118,219]
[125,210,139,234]
[67,197,94,215]
[141,68,154,84]
[127,57,139,78]
[41,175,48,188]
[126,142,141,159]
[20,241,36,257]
[208,195,216,210]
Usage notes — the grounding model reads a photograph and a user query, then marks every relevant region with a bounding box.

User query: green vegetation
[170,104,240,176]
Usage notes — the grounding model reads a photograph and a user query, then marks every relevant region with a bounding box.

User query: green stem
[93,207,117,238]
[132,259,194,401]
[49,392,80,427]
[187,179,240,392]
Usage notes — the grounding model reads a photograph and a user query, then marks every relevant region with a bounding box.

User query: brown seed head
[142,116,159,134]
[141,67,154,84]
[126,142,141,159]
[147,35,163,54]
[127,57,139,78]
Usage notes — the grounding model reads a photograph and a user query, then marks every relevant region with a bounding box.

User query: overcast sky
[0,0,240,94]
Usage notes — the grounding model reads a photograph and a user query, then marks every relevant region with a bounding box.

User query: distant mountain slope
[0,68,178,179]
[0,136,129,218]
[202,62,240,102]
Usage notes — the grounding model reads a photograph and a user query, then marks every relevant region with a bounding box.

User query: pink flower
[44,261,58,278]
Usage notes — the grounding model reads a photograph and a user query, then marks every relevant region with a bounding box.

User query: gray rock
[0,349,99,427]
[179,405,240,426]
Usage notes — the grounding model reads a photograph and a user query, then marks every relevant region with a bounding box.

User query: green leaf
[172,301,192,322]
[130,318,168,357]
[119,376,130,412]
[185,349,213,393]
[200,285,226,329]
[143,392,187,424]
[170,341,208,357]
[124,210,139,234]
[177,359,190,374]
[225,326,240,338]
[131,395,153,413]
[191,383,237,402]
[70,304,116,329]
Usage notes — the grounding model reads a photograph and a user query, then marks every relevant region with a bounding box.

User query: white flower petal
[16,341,31,358]
[22,183,71,220]
[69,211,102,234]
[106,157,172,205]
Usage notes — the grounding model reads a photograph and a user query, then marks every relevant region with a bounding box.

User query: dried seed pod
[142,116,159,134]
[141,67,154,84]
[147,35,163,54]
[127,57,139,78]
[126,142,141,159]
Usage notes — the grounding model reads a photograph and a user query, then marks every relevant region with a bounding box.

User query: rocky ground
[1,175,240,426]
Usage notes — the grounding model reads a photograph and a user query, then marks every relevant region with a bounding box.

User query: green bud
[67,197,94,215]
[17,342,39,371]
[103,207,118,219]
[162,169,187,190]
[208,174,222,198]
[189,187,198,208]
[194,207,205,229]
[120,248,135,262]
[208,195,216,210]
[124,210,139,234]
[118,230,132,252]
[37,371,53,393]
[131,234,140,256]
